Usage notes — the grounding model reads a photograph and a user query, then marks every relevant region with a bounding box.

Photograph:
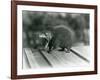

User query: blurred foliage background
[22,11,90,48]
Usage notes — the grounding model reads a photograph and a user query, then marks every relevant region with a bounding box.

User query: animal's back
[52,25,76,49]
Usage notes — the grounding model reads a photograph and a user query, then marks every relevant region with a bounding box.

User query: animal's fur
[48,25,76,53]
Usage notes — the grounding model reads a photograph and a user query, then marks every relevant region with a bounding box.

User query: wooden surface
[23,46,89,69]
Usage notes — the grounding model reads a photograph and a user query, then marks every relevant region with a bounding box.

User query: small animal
[31,32,48,50]
[48,25,76,53]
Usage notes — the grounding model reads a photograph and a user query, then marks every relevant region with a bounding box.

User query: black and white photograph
[22,11,90,69]
[11,1,97,79]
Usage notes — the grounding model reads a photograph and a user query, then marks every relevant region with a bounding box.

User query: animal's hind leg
[58,47,65,51]
[65,47,71,53]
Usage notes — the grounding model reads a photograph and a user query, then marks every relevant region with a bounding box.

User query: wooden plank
[24,48,40,68]
[31,49,51,68]
[51,50,89,67]
[71,46,90,62]
[63,51,89,66]
[51,51,76,67]
[41,51,63,67]
[23,47,89,68]
[50,51,71,67]
[23,49,31,69]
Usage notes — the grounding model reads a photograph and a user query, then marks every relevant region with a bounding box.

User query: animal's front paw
[47,50,51,53]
